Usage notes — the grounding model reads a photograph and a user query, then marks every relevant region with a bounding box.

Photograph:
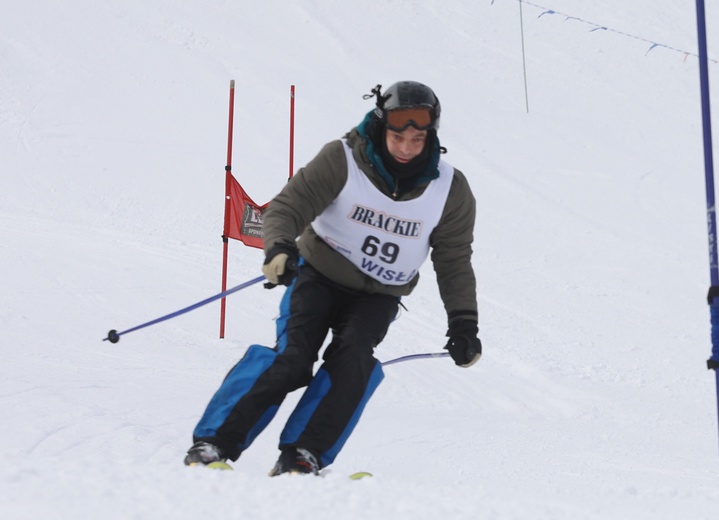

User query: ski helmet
[369,81,441,132]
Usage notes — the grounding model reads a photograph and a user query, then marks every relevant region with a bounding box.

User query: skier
[184,81,482,475]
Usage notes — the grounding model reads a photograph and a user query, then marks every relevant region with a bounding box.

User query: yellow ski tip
[206,461,233,470]
[348,471,373,480]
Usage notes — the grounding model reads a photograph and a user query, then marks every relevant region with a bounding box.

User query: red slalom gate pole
[289,85,295,180]
[219,80,236,339]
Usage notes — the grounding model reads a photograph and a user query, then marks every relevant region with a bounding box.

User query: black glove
[444,320,482,367]
[262,244,300,288]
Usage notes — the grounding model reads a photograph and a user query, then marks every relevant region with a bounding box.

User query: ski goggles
[385,108,434,132]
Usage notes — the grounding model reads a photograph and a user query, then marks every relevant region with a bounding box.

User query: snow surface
[2,0,718,518]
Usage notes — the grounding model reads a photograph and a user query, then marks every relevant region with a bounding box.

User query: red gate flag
[220,82,294,338]
[224,172,268,249]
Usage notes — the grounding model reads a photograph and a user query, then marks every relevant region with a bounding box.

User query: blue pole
[104,275,266,343]
[695,0,719,452]
[696,0,719,286]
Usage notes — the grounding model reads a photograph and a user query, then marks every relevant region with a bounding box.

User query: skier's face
[385,126,428,164]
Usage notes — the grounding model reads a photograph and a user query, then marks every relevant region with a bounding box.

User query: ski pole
[381,352,449,366]
[104,275,266,343]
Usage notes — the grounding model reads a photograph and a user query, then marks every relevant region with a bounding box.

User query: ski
[186,461,233,470]
[348,471,373,480]
[188,462,371,478]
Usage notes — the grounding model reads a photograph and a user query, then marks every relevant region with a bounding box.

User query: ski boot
[184,441,227,467]
[269,447,320,476]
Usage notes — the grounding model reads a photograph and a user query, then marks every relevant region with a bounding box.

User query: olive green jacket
[262,126,478,327]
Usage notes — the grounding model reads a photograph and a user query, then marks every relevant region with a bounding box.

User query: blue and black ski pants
[192,263,399,468]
